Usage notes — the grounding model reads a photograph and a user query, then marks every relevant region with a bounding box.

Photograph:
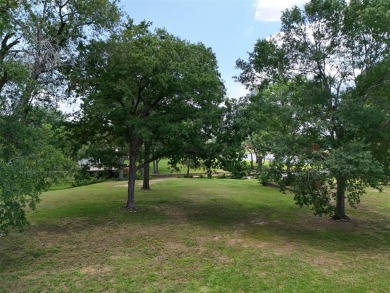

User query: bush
[258,167,271,186]
[72,168,105,187]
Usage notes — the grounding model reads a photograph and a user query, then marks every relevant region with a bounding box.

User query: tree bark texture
[153,159,159,174]
[118,157,125,181]
[126,139,140,210]
[142,143,151,190]
[334,176,348,220]
[257,156,263,173]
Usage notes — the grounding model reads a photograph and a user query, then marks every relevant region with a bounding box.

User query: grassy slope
[1,179,389,293]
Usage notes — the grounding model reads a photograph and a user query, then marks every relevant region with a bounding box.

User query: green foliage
[0,0,121,118]
[258,166,271,185]
[75,20,226,209]
[0,0,122,231]
[0,118,75,232]
[237,0,389,219]
[71,168,104,188]
[224,160,247,179]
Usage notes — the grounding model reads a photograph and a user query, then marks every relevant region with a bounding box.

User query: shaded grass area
[1,179,389,292]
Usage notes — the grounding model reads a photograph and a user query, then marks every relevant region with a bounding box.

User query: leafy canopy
[236,0,389,219]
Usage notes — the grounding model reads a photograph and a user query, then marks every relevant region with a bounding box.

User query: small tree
[0,0,120,231]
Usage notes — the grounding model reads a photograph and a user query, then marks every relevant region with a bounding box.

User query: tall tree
[0,0,121,118]
[0,0,121,232]
[75,21,225,210]
[237,0,389,220]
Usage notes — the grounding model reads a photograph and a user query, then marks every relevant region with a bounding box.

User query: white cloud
[254,0,307,22]
[227,82,250,99]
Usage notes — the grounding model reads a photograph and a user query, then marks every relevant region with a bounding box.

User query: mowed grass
[1,179,390,293]
[149,158,223,175]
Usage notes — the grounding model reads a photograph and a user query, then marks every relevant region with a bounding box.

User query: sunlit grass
[1,179,389,292]
[150,158,224,175]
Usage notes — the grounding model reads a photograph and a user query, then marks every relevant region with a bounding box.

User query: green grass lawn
[1,179,389,292]
[149,158,223,176]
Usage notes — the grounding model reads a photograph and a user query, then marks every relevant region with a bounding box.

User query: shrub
[72,168,105,187]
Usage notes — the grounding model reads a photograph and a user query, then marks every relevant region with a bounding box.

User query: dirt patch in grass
[165,241,188,251]
[311,254,342,267]
[307,251,345,276]
[227,238,268,249]
[154,205,189,223]
[80,265,113,275]
[273,242,298,256]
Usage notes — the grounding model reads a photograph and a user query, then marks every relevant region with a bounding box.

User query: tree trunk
[118,157,125,181]
[126,144,138,210]
[142,163,150,190]
[186,164,190,177]
[249,151,254,171]
[153,160,159,174]
[16,61,41,119]
[334,176,349,220]
[119,168,124,181]
[254,150,262,173]
[15,81,35,119]
[142,143,151,190]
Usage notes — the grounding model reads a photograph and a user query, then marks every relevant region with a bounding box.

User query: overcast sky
[120,0,307,99]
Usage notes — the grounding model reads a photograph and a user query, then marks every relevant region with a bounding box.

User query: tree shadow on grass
[1,197,389,277]
[24,186,390,254]
[152,195,390,253]
[25,188,390,254]
[2,184,389,275]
